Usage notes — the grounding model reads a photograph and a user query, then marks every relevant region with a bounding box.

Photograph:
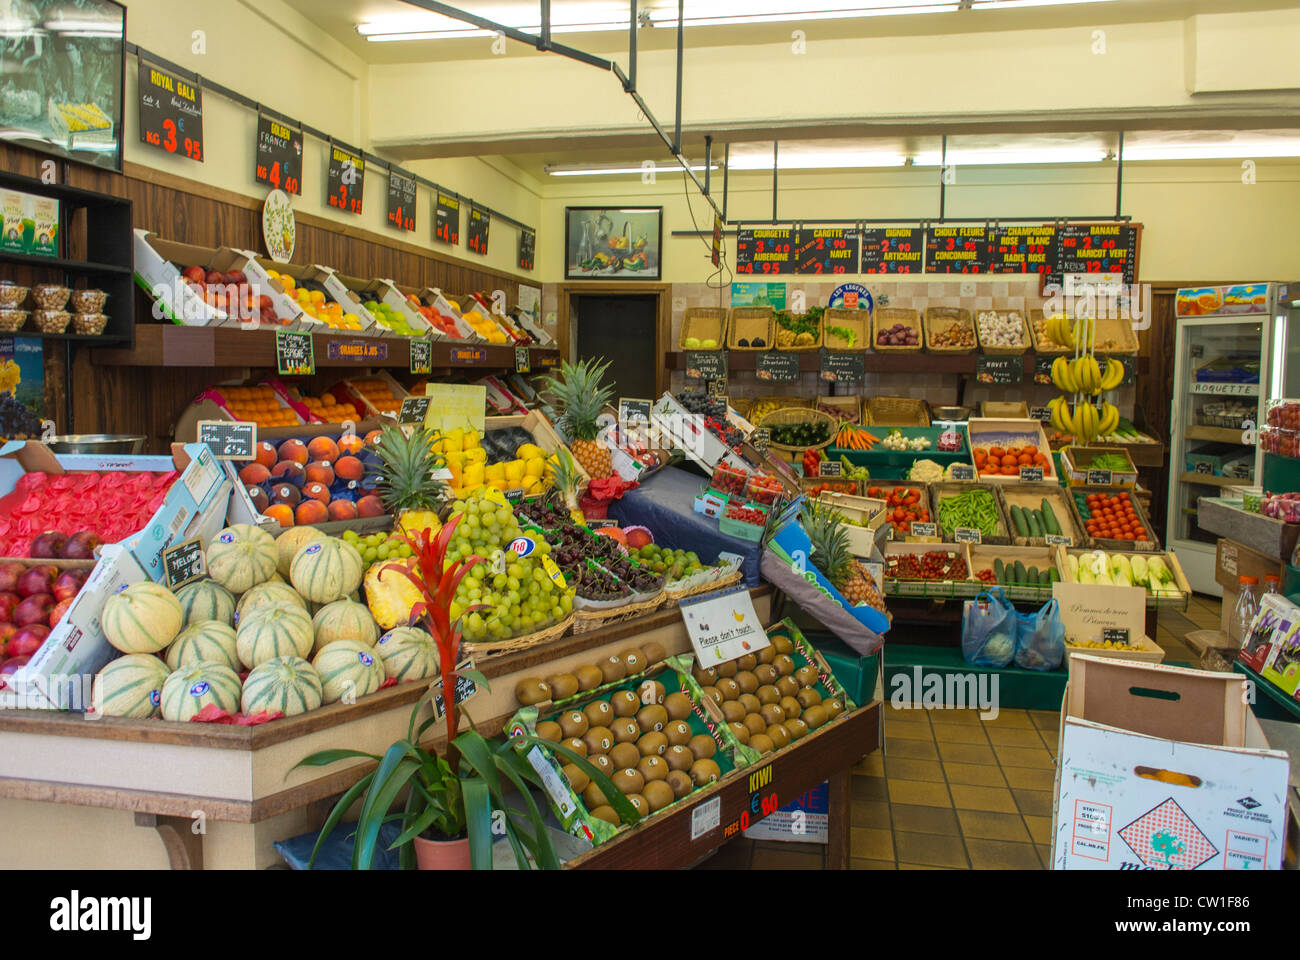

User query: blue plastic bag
[1014,597,1066,671]
[962,588,1017,667]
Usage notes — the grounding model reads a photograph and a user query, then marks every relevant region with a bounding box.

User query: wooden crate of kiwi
[508,645,756,844]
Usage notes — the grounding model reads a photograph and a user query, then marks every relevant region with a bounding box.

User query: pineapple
[374,425,446,539]
[802,501,884,610]
[540,357,614,479]
[547,447,586,525]
[363,559,424,630]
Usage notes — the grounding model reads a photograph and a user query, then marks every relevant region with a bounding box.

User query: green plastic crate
[883,644,1068,712]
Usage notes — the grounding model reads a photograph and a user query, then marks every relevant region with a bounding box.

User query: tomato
[1023,444,1038,456]
[989,446,1005,459]
[1017,453,1032,465]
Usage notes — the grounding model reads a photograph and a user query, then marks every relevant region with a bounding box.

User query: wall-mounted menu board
[254,115,303,195]
[793,228,858,275]
[989,226,1057,275]
[386,169,417,232]
[925,226,989,273]
[138,59,203,163]
[326,144,364,215]
[735,228,796,274]
[1049,224,1140,284]
[860,228,924,274]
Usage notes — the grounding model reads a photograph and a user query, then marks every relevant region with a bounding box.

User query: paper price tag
[680,587,769,664]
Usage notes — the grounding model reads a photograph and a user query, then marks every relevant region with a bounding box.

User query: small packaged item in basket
[711,460,748,496]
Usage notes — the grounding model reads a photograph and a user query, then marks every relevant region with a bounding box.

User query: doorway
[571,293,659,399]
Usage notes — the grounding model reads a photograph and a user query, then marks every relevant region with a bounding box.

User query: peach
[356,494,386,518]
[305,461,335,486]
[295,500,329,525]
[278,439,309,464]
[270,461,305,486]
[307,437,340,463]
[253,441,278,469]
[238,463,271,486]
[270,483,302,507]
[364,430,383,447]
[303,482,331,504]
[327,500,358,522]
[246,486,269,513]
[334,456,364,482]
[265,504,295,527]
[338,434,365,456]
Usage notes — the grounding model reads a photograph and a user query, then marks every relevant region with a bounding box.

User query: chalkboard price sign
[618,398,652,426]
[756,351,800,382]
[163,538,207,590]
[989,226,1057,275]
[1032,355,1055,385]
[399,396,432,425]
[860,227,924,274]
[431,659,481,719]
[954,527,982,544]
[751,428,771,453]
[793,228,858,276]
[326,144,364,215]
[1053,224,1138,284]
[820,350,865,383]
[1087,469,1114,486]
[819,460,843,477]
[515,346,531,373]
[254,115,303,195]
[386,169,417,232]
[949,464,976,481]
[467,207,490,255]
[409,338,432,375]
[1103,628,1131,646]
[735,228,795,275]
[1046,534,1073,547]
[1019,466,1045,482]
[975,354,1022,385]
[518,229,535,271]
[684,351,727,381]
[138,60,203,162]
[276,330,315,376]
[1029,405,1053,424]
[434,193,460,245]
[926,226,989,274]
[197,420,257,460]
[908,522,938,539]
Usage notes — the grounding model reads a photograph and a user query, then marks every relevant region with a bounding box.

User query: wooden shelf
[1185,425,1251,444]
[665,351,1149,378]
[90,324,560,370]
[0,251,131,276]
[1179,472,1252,488]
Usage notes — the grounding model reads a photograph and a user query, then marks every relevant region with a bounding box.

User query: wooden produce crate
[774,311,823,352]
[923,306,976,354]
[815,394,861,425]
[801,475,861,498]
[974,308,1031,355]
[1059,445,1139,488]
[1028,309,1069,354]
[882,541,976,598]
[929,481,1012,545]
[815,490,888,547]
[966,418,1056,483]
[1064,485,1161,551]
[483,409,590,494]
[996,483,1083,547]
[871,307,922,353]
[679,306,728,350]
[865,396,930,427]
[967,543,1063,603]
[1064,633,1166,665]
[981,401,1029,419]
[728,306,774,350]
[822,308,869,352]
[1062,547,1190,611]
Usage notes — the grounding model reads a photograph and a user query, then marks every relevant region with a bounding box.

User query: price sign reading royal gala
[386,169,417,232]
[1054,224,1139,283]
[793,228,857,275]
[326,144,365,215]
[467,207,490,256]
[735,228,795,275]
[138,60,203,162]
[434,193,460,245]
[680,586,769,665]
[518,229,535,271]
[860,227,924,274]
[926,226,989,273]
[989,226,1057,275]
[254,115,303,196]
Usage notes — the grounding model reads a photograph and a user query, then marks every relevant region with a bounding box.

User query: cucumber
[994,558,1005,584]
[1027,512,1043,538]
[1039,568,1052,586]
[1010,505,1029,538]
[1026,565,1039,585]
[1049,568,1060,582]
[1013,560,1027,585]
[1041,498,1061,536]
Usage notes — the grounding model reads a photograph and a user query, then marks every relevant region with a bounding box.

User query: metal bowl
[46,434,147,455]
[929,405,972,423]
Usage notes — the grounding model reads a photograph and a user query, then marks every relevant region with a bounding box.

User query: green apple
[701,338,718,349]
[684,336,702,349]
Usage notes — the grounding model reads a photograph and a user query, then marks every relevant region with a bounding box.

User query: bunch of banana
[1099,358,1125,391]
[1048,395,1073,434]
[1050,355,1077,392]
[1051,355,1108,395]
[1045,314,1075,349]
[1077,355,1104,395]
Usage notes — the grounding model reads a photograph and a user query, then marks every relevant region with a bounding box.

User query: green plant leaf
[391,803,443,849]
[353,744,420,870]
[459,668,491,693]
[531,734,640,826]
[463,778,494,869]
[487,750,559,870]
[306,771,373,869]
[407,687,439,744]
[292,748,380,772]
[453,730,506,799]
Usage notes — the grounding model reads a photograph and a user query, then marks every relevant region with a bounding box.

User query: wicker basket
[678,306,728,351]
[664,568,744,603]
[974,309,1031,355]
[747,395,811,426]
[865,396,930,427]
[464,616,574,660]
[728,306,775,350]
[774,312,823,352]
[1088,315,1140,356]
[1028,309,1069,354]
[815,394,861,425]
[871,307,923,353]
[572,592,667,634]
[756,406,838,454]
[822,308,869,352]
[924,307,977,354]
[730,397,754,420]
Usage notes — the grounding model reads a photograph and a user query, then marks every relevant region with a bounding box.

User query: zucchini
[1049,568,1060,583]
[1041,498,1061,536]
[1027,512,1043,538]
[1010,505,1029,538]
[1039,568,1052,586]
[994,558,1005,584]
[1026,565,1039,585]
[1013,560,1028,585]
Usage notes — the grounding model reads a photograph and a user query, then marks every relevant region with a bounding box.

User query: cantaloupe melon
[275,526,325,579]
[102,582,184,654]
[241,656,322,717]
[160,660,242,722]
[374,626,440,683]
[313,639,385,703]
[173,579,236,627]
[92,654,170,718]
[235,604,314,669]
[165,620,239,672]
[206,524,276,594]
[311,598,379,655]
[290,538,364,604]
[235,581,307,623]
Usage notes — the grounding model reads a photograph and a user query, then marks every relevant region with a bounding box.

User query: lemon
[525,456,545,478]
[516,442,545,460]
[684,337,702,349]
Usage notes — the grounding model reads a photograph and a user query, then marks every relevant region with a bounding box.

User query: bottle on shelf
[1234,575,1259,650]
[1263,574,1281,597]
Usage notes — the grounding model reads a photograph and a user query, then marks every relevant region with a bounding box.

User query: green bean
[938,488,1001,537]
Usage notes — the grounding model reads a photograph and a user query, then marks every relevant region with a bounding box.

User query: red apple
[29,531,67,559]
[181,265,205,284]
[0,592,18,621]
[60,530,103,560]
[49,598,73,628]
[0,623,16,645]
[205,269,223,285]
[226,269,247,285]
[0,562,25,593]
[17,566,57,598]
[51,571,84,602]
[7,624,48,658]
[0,655,31,689]
[14,594,53,627]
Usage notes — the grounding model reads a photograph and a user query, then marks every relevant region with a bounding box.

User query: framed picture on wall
[564,206,662,280]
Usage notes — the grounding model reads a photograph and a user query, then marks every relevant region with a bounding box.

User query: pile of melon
[91,524,441,723]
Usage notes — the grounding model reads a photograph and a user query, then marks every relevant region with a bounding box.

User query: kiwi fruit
[666,769,693,799]
[701,685,722,705]
[757,646,776,665]
[692,663,717,685]
[796,687,823,709]
[773,654,796,677]
[664,744,694,771]
[514,678,550,705]
[636,704,668,732]
[728,721,751,745]
[609,741,640,770]
[802,704,829,730]
[738,693,762,715]
[637,731,668,757]
[584,700,614,727]
[784,717,809,740]
[620,647,646,674]
[749,733,775,754]
[664,720,693,746]
[756,684,781,706]
[664,692,693,721]
[824,697,845,720]
[588,753,614,775]
[582,781,609,809]
[535,720,563,743]
[545,673,580,700]
[795,665,820,688]
[576,664,605,691]
[734,671,759,695]
[743,713,767,736]
[737,653,757,672]
[611,690,640,717]
[562,737,587,758]
[559,709,589,739]
[753,663,778,685]
[637,679,666,705]
[715,677,741,701]
[561,763,589,794]
[599,655,627,683]
[625,794,649,820]
[760,703,786,726]
[714,659,738,679]
[612,718,640,744]
[690,758,722,786]
[589,804,619,825]
[640,640,666,663]
[583,726,614,754]
[779,696,802,720]
[721,700,747,723]
[766,723,791,749]
[772,636,794,655]
[637,754,668,782]
[643,778,674,812]
[612,767,645,795]
[775,675,801,698]
[688,734,717,760]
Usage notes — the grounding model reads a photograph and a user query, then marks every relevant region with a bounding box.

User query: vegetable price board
[989,226,1057,275]
[860,228,924,274]
[926,227,989,274]
[793,228,857,275]
[1048,224,1139,285]
[736,228,796,275]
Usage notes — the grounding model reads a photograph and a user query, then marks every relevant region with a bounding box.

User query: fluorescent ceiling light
[973,0,1118,8]
[1123,140,1300,161]
[546,163,719,176]
[729,151,909,170]
[913,147,1110,165]
[43,18,121,35]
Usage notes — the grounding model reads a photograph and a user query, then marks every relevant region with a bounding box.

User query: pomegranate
[14,594,53,627]
[6,624,48,658]
[16,565,57,598]
[29,531,68,559]
[59,531,103,560]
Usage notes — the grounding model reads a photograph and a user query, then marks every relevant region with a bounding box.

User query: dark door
[572,294,658,399]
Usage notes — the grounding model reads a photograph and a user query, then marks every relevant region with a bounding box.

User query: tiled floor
[697,597,1222,870]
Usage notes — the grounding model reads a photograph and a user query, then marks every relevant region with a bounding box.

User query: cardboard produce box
[1059,445,1139,488]
[1052,656,1289,870]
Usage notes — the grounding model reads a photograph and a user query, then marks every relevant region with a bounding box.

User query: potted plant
[296,513,636,869]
